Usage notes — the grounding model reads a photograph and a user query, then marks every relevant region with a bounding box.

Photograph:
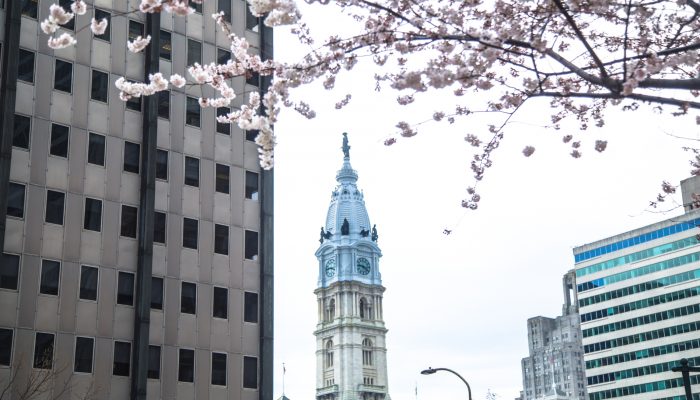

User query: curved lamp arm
[421,367,473,400]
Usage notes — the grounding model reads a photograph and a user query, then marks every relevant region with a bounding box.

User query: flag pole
[282,362,286,396]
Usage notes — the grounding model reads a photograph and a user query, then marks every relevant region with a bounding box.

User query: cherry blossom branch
[550,0,609,81]
[533,91,700,110]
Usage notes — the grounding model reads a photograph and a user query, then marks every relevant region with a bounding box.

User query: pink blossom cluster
[42,1,108,49]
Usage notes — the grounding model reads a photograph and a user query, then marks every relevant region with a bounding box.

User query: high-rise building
[574,176,700,400]
[521,271,588,400]
[314,134,390,400]
[0,1,273,399]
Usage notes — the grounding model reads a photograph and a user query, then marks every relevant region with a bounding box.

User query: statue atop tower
[314,134,391,400]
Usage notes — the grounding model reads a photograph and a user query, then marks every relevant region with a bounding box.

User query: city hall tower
[314,134,390,400]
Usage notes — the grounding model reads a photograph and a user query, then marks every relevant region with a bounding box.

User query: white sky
[269,4,699,399]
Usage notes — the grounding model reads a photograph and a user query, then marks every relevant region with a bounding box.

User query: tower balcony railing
[357,383,386,393]
[316,384,339,396]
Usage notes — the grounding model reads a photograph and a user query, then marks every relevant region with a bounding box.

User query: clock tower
[314,134,391,400]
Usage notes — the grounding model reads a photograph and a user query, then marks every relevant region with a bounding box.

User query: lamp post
[421,367,473,400]
[671,358,700,400]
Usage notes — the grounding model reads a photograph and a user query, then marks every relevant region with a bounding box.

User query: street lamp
[421,367,473,400]
[671,358,700,400]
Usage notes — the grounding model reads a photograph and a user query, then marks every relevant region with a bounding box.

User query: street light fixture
[421,367,473,400]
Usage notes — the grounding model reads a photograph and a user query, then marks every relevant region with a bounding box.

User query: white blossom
[49,4,74,25]
[139,0,163,13]
[71,0,87,15]
[47,32,77,49]
[91,18,108,35]
[169,74,187,88]
[127,35,151,53]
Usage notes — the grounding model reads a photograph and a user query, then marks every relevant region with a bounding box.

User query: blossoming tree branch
[41,0,700,209]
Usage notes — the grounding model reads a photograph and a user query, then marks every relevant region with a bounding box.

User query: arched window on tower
[359,297,373,320]
[325,298,336,321]
[362,338,373,366]
[325,339,334,368]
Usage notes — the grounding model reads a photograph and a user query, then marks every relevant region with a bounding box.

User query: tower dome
[323,133,373,241]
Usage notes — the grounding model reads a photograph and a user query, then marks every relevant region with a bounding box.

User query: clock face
[356,257,371,275]
[325,259,336,277]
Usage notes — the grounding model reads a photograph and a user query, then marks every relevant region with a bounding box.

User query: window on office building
[148,345,161,379]
[244,292,258,323]
[213,287,228,319]
[50,123,69,157]
[0,329,12,366]
[126,88,142,111]
[245,5,259,31]
[21,0,38,18]
[91,70,109,102]
[186,97,201,127]
[154,211,166,244]
[178,349,195,382]
[212,353,227,386]
[113,341,131,376]
[13,114,30,149]
[216,107,230,134]
[94,9,111,41]
[181,282,196,314]
[40,260,60,296]
[79,266,98,301]
[151,277,164,310]
[18,49,35,83]
[88,133,106,166]
[84,198,102,232]
[54,59,73,93]
[155,149,168,180]
[217,48,231,65]
[121,205,138,238]
[160,30,171,60]
[214,224,229,255]
[74,337,94,373]
[183,218,198,249]
[58,0,74,29]
[123,141,140,174]
[245,171,259,200]
[245,129,259,142]
[128,20,144,41]
[45,190,65,225]
[243,356,258,389]
[184,157,199,187]
[187,39,202,66]
[216,164,229,194]
[117,271,135,306]
[7,182,25,218]
[33,333,54,369]
[217,0,231,20]
[0,254,19,290]
[158,90,170,119]
[245,230,258,260]
[246,71,260,87]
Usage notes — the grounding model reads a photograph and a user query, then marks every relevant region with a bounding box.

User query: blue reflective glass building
[574,176,700,400]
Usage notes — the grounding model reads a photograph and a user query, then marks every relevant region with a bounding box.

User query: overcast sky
[269,4,698,399]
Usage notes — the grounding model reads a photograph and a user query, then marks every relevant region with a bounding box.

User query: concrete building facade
[314,135,390,400]
[0,1,273,399]
[521,271,588,400]
[574,177,700,400]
